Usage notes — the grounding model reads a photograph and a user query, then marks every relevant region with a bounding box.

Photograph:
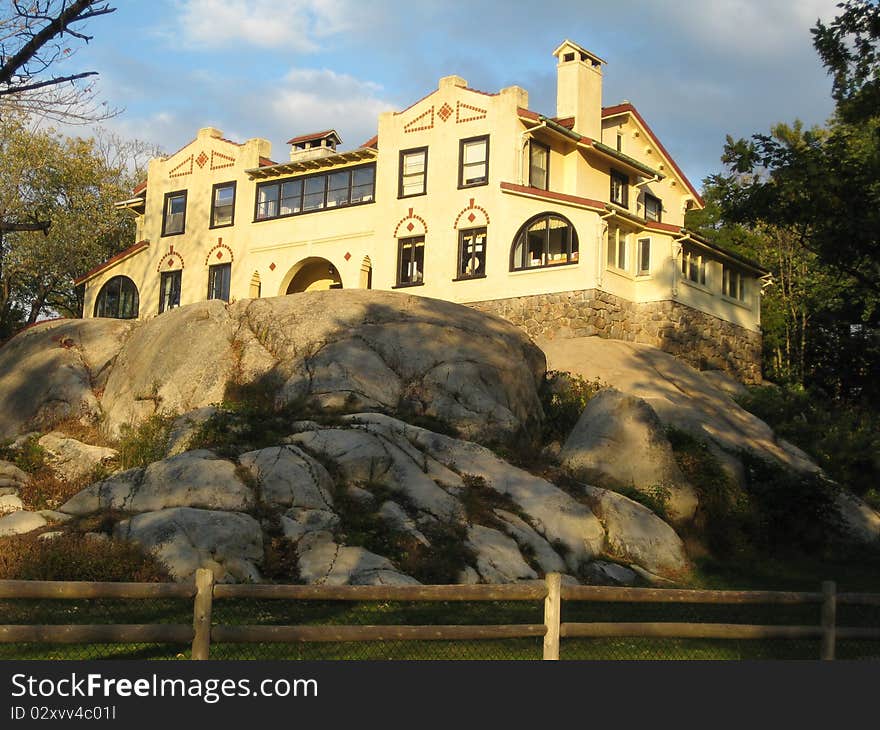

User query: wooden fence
[1,571,879,659]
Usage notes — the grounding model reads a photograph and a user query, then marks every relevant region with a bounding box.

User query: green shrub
[0,533,170,582]
[736,384,880,497]
[540,370,605,443]
[0,435,48,474]
[117,412,178,470]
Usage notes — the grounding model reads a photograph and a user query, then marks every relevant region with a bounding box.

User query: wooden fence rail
[0,573,875,660]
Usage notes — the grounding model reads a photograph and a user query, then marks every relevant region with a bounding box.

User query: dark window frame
[210,181,236,229]
[94,275,139,319]
[644,193,662,223]
[528,139,550,190]
[159,269,182,313]
[610,169,629,208]
[161,189,187,237]
[458,134,490,189]
[454,227,488,281]
[253,163,376,222]
[207,262,232,302]
[509,212,579,272]
[398,146,428,199]
[394,235,425,288]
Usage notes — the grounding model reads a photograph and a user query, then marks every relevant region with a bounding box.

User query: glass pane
[257,185,279,219]
[548,222,569,264]
[639,239,650,273]
[463,140,486,164]
[303,176,326,211]
[463,161,487,184]
[527,228,544,267]
[402,175,424,196]
[403,152,425,174]
[327,171,350,207]
[618,236,627,269]
[459,228,486,277]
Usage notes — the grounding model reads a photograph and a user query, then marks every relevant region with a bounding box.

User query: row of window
[398,134,491,198]
[680,245,747,301]
[160,165,378,235]
[93,265,232,319]
[609,169,662,222]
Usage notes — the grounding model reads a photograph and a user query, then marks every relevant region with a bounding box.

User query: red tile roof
[360,135,378,149]
[259,156,277,167]
[287,130,340,145]
[500,182,605,210]
[73,240,150,286]
[132,180,147,195]
[602,103,704,206]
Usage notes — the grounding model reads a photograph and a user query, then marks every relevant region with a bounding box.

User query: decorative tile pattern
[155,248,185,272]
[169,155,194,178]
[404,106,434,134]
[195,151,209,168]
[393,207,428,237]
[456,101,487,124]
[438,103,453,122]
[453,198,490,229]
[210,150,235,170]
[204,241,234,266]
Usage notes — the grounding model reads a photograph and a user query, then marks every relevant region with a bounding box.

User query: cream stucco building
[77,40,767,381]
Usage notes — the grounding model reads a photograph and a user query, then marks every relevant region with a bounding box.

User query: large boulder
[466,524,538,583]
[0,460,28,494]
[296,531,420,586]
[37,433,118,482]
[238,445,335,510]
[0,318,132,439]
[541,336,818,474]
[560,388,698,524]
[97,291,545,444]
[581,484,690,578]
[0,510,47,536]
[114,507,263,582]
[59,450,253,515]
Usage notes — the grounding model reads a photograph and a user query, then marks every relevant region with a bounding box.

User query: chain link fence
[1,585,879,660]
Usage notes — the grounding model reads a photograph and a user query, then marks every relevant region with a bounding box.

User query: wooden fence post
[191,568,215,660]
[821,580,836,661]
[543,572,561,660]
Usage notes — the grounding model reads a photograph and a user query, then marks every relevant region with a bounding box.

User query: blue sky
[66,0,839,189]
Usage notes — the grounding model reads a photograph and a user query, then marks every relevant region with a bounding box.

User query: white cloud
[267,69,396,148]
[175,0,356,50]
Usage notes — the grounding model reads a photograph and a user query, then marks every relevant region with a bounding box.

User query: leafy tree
[0,111,135,335]
[701,0,880,403]
[0,0,117,123]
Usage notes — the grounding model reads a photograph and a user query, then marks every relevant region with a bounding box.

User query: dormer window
[610,170,628,208]
[644,193,662,223]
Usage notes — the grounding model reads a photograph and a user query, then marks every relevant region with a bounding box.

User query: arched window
[510,213,578,271]
[94,276,139,319]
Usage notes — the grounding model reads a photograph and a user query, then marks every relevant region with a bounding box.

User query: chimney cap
[287,129,342,148]
[552,39,606,67]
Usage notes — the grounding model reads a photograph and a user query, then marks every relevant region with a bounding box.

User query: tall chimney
[553,40,605,141]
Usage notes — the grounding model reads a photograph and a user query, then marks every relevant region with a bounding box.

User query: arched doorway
[282,257,343,294]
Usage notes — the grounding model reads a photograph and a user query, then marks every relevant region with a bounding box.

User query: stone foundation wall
[466,289,762,384]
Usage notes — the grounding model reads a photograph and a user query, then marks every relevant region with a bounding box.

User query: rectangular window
[210,182,236,228]
[254,164,375,221]
[161,190,187,236]
[610,170,629,208]
[607,225,627,270]
[722,265,746,301]
[528,140,549,190]
[399,147,427,198]
[681,245,708,286]
[457,228,487,279]
[459,135,489,188]
[616,131,623,152]
[207,262,231,302]
[397,236,425,286]
[637,238,651,275]
[159,270,182,313]
[644,194,662,223]
[351,166,375,203]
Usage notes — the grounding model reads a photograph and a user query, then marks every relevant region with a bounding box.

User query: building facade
[77,40,767,382]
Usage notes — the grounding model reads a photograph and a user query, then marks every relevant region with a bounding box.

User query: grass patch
[0,532,170,582]
[0,435,48,474]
